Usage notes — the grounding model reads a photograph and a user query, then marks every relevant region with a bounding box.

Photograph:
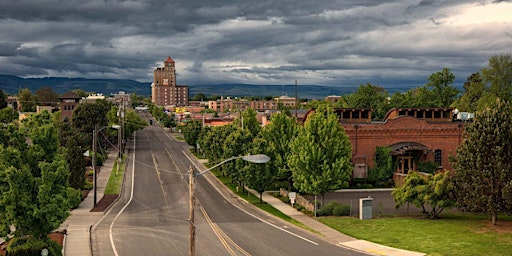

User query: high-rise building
[151,56,189,107]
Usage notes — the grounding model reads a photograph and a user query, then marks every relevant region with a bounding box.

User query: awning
[389,142,430,155]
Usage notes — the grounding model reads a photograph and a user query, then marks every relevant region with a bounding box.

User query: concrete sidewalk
[254,190,425,256]
[60,150,117,256]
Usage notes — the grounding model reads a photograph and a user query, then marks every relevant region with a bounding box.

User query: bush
[318,202,351,216]
[7,238,62,256]
[332,204,351,216]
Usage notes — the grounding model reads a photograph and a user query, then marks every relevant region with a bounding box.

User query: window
[434,149,442,166]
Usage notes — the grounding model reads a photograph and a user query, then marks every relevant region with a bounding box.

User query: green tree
[0,89,7,109]
[72,100,112,134]
[0,107,18,123]
[426,68,460,107]
[181,119,202,149]
[18,88,37,112]
[345,83,390,119]
[450,99,512,225]
[260,112,298,190]
[392,171,454,219]
[35,86,59,106]
[454,73,486,112]
[287,106,352,205]
[482,53,512,102]
[234,108,261,136]
[243,137,275,203]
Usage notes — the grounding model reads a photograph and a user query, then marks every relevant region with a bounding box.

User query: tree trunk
[491,210,498,225]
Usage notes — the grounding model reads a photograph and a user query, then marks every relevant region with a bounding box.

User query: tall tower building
[151,56,189,107]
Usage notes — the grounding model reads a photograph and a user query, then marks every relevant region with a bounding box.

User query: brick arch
[388,141,431,156]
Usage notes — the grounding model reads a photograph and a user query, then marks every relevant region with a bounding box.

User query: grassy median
[318,213,512,256]
[104,154,127,195]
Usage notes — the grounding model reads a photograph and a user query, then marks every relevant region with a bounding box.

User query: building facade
[305,108,467,183]
[151,56,189,107]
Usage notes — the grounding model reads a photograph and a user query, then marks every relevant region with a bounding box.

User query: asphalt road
[92,112,368,256]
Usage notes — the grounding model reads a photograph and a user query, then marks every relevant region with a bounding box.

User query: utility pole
[117,98,123,175]
[189,166,195,256]
[92,123,98,206]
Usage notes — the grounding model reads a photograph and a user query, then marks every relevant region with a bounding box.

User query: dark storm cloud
[0,0,510,87]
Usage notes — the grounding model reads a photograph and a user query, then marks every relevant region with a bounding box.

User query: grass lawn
[318,213,512,256]
[104,154,127,195]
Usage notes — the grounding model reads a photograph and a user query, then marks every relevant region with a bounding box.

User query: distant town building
[59,91,81,122]
[151,56,189,107]
[325,95,342,103]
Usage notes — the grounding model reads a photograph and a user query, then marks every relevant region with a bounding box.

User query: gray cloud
[0,0,510,89]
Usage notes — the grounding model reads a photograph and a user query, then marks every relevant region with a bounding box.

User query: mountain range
[0,74,421,99]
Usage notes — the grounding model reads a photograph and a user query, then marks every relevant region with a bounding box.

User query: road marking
[109,132,137,256]
[152,150,169,207]
[181,150,319,246]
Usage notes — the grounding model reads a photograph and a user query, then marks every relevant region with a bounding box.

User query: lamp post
[189,154,270,256]
[92,124,120,206]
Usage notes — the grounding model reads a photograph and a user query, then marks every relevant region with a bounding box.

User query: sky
[0,0,511,88]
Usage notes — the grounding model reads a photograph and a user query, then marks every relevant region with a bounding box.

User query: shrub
[332,204,351,216]
[318,202,351,216]
[7,238,62,256]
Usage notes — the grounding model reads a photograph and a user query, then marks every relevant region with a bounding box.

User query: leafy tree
[450,99,512,225]
[345,83,390,119]
[260,112,298,190]
[426,68,460,107]
[243,137,275,203]
[72,100,111,134]
[222,127,253,184]
[0,89,6,109]
[287,106,352,205]
[234,108,261,136]
[0,107,18,123]
[190,93,208,101]
[35,86,59,106]
[482,53,512,102]
[71,89,88,98]
[392,171,454,219]
[181,119,203,149]
[454,73,486,112]
[18,88,37,112]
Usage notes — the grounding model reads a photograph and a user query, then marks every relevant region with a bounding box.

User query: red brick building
[306,108,468,182]
[151,56,189,107]
[58,91,81,122]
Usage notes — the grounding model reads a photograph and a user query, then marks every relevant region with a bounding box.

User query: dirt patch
[481,220,512,234]
[91,194,119,212]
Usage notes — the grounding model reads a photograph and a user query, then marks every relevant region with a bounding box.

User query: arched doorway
[389,142,431,175]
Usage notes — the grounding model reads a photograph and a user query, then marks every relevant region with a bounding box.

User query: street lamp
[189,154,270,256]
[91,124,120,207]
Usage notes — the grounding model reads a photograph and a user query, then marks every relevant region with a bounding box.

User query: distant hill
[0,75,420,99]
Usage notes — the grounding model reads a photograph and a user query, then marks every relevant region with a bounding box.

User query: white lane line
[110,132,137,256]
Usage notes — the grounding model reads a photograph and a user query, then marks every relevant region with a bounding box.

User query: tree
[426,68,460,107]
[367,146,396,187]
[181,119,202,149]
[482,53,512,102]
[454,73,486,112]
[345,83,390,119]
[260,112,298,190]
[0,89,6,109]
[18,88,37,112]
[35,87,59,106]
[287,106,352,205]
[243,137,275,203]
[450,99,512,225]
[0,107,18,123]
[392,171,454,219]
[72,100,111,134]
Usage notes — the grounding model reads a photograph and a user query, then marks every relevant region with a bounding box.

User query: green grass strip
[318,213,512,256]
[104,154,127,195]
